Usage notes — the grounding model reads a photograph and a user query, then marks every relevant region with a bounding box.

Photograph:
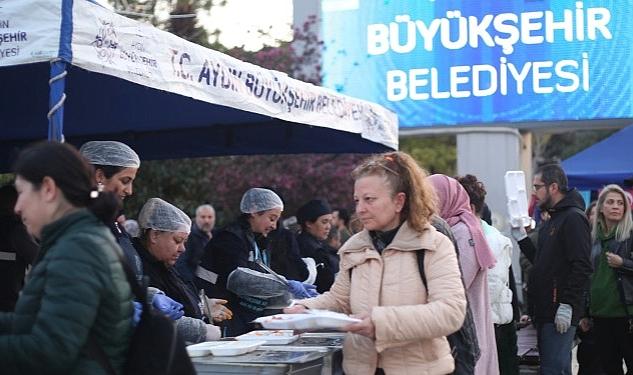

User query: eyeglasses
[365,155,399,176]
[533,184,546,191]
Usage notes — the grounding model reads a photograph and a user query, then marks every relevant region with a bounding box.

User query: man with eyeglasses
[512,163,592,375]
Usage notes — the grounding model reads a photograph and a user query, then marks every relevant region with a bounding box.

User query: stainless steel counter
[191,332,344,375]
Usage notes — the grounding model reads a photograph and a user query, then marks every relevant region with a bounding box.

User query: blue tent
[0,0,398,171]
[562,125,633,190]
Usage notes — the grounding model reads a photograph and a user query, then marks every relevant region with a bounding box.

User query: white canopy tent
[0,0,398,170]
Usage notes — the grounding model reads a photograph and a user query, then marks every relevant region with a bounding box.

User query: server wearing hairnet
[80,141,143,278]
[196,188,298,336]
[80,141,201,338]
[133,198,222,343]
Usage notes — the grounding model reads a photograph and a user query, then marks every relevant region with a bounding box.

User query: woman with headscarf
[133,198,222,343]
[428,174,499,375]
[286,152,466,375]
[0,142,133,374]
[197,188,314,336]
[457,174,518,375]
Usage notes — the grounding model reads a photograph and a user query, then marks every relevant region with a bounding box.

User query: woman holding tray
[285,151,466,375]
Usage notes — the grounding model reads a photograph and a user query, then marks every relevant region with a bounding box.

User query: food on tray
[236,330,299,345]
[238,329,294,338]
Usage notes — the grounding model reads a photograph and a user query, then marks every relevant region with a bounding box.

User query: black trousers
[594,317,633,375]
[576,326,605,375]
[494,321,519,375]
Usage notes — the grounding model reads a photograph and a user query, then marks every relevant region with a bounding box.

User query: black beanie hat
[297,199,332,225]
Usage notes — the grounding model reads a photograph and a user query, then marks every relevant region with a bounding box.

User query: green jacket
[0,210,133,374]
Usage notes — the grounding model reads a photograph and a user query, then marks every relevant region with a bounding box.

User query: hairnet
[240,188,284,214]
[79,141,141,168]
[138,198,191,233]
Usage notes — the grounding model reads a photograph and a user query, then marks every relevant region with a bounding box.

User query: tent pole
[48,0,74,142]
[48,59,67,142]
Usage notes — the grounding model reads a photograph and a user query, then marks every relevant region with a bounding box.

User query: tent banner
[71,0,398,149]
[0,0,62,67]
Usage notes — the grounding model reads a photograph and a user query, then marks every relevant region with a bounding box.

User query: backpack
[86,250,196,375]
[416,249,480,375]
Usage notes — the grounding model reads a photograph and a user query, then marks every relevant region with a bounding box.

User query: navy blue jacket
[196,217,269,336]
[175,223,211,284]
[297,232,339,293]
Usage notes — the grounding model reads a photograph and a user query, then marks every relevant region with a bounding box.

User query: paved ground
[517,325,579,375]
[519,347,578,375]
[518,347,578,374]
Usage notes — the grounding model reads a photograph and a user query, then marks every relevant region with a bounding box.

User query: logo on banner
[91,19,118,64]
[90,18,158,77]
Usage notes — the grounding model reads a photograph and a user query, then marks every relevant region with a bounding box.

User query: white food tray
[254,310,361,330]
[186,340,266,357]
[236,330,299,345]
[504,171,531,228]
[209,340,266,356]
[186,341,227,357]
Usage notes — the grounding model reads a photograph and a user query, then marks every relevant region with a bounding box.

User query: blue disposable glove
[303,283,319,297]
[555,303,573,334]
[132,301,143,326]
[152,293,184,320]
[288,280,317,299]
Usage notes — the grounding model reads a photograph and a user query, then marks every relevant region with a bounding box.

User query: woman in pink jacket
[286,152,466,375]
[428,174,499,375]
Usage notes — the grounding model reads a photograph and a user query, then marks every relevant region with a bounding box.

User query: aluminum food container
[191,332,345,375]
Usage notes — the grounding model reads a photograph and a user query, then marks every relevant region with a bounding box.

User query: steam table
[191,332,344,375]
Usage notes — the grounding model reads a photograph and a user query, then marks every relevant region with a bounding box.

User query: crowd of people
[0,141,631,375]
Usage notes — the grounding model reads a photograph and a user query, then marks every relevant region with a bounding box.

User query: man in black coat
[512,163,592,375]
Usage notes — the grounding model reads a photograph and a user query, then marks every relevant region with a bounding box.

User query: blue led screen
[321,0,633,127]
